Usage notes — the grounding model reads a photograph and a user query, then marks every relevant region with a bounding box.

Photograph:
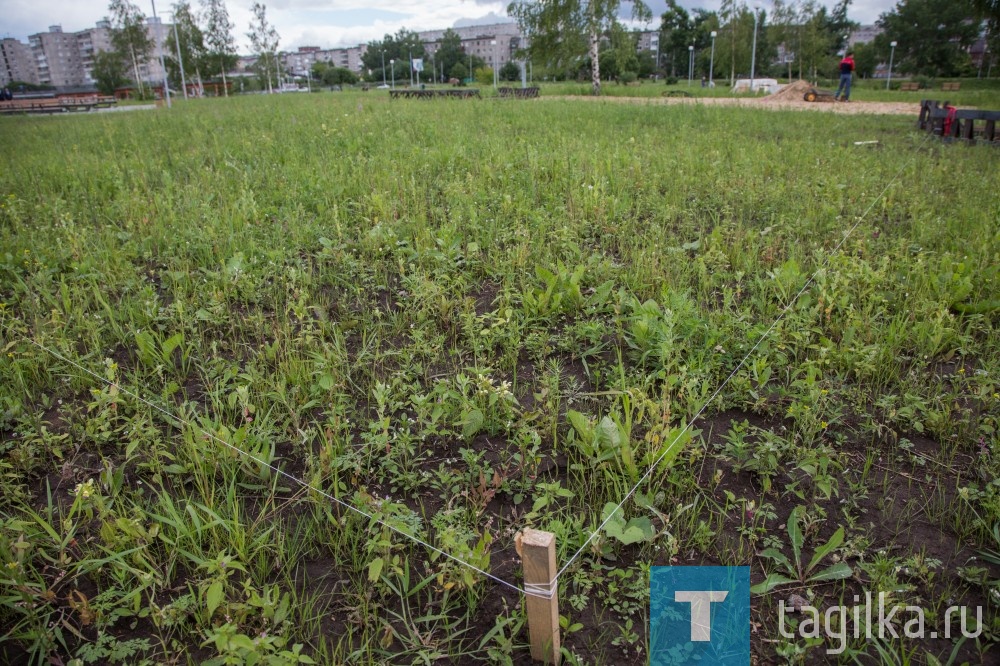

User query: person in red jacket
[834,52,855,102]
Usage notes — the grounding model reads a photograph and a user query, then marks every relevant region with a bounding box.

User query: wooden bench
[388,89,481,100]
[497,87,540,99]
[918,99,1000,143]
[900,82,921,91]
[0,95,117,115]
[941,82,961,92]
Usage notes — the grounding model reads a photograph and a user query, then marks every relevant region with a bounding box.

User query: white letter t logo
[674,591,729,641]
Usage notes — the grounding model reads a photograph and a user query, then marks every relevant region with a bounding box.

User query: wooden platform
[498,87,540,99]
[388,89,481,100]
[0,96,117,115]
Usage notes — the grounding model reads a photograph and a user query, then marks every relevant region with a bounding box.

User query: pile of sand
[759,79,815,104]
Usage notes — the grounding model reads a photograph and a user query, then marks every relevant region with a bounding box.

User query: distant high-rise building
[4,20,169,90]
[1,37,39,86]
[848,25,882,47]
[30,25,85,86]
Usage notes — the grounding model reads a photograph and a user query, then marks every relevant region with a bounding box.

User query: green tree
[434,29,468,80]
[852,40,878,78]
[201,0,236,95]
[164,1,206,95]
[449,61,468,81]
[509,0,652,95]
[499,61,521,81]
[636,47,656,78]
[875,0,980,76]
[108,0,153,98]
[247,2,280,93]
[474,66,493,86]
[361,29,426,82]
[92,49,129,95]
[973,0,1000,32]
[769,0,799,79]
[660,0,694,78]
[715,0,761,84]
[322,67,358,86]
[797,1,837,80]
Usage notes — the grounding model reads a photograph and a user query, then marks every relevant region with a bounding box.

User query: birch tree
[202,0,235,96]
[247,2,281,93]
[509,0,651,95]
[108,0,153,98]
[165,2,206,95]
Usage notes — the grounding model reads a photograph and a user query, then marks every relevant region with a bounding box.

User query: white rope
[7,131,932,604]
[551,131,934,584]
[13,336,543,598]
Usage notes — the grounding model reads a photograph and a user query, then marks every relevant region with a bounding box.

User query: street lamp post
[150,0,170,107]
[688,45,694,85]
[709,30,717,87]
[491,39,498,87]
[886,41,897,89]
[750,3,761,93]
[381,50,387,88]
[651,35,659,76]
[390,59,395,89]
[170,13,188,99]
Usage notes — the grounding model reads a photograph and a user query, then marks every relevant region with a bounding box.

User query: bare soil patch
[542,90,921,116]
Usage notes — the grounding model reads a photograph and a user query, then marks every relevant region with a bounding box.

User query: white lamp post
[709,30,717,87]
[750,3,761,93]
[381,50,387,88]
[491,39,498,87]
[390,59,395,89]
[651,34,659,76]
[170,12,187,99]
[887,40,897,89]
[688,45,694,85]
[151,0,170,107]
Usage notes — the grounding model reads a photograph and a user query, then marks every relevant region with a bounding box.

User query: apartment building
[29,25,84,86]
[77,20,114,86]
[1,38,38,86]
[420,22,522,70]
[282,45,367,76]
[4,19,167,90]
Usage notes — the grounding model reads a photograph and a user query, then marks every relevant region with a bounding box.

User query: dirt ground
[542,93,921,116]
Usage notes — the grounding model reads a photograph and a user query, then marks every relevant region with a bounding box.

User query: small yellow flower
[6,562,18,570]
[821,421,829,429]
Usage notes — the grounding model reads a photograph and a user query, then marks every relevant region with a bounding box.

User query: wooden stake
[517,529,560,664]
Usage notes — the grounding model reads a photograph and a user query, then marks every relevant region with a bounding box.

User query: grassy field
[1,93,999,665]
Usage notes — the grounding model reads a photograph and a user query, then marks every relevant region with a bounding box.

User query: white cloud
[2,0,896,52]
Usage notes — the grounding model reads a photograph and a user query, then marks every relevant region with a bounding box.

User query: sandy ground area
[542,94,920,116]
[542,81,921,116]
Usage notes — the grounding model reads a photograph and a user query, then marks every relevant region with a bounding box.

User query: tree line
[93,0,279,97]
[509,0,998,94]
[356,29,521,85]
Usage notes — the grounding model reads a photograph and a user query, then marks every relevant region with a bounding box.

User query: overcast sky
[2,0,898,52]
